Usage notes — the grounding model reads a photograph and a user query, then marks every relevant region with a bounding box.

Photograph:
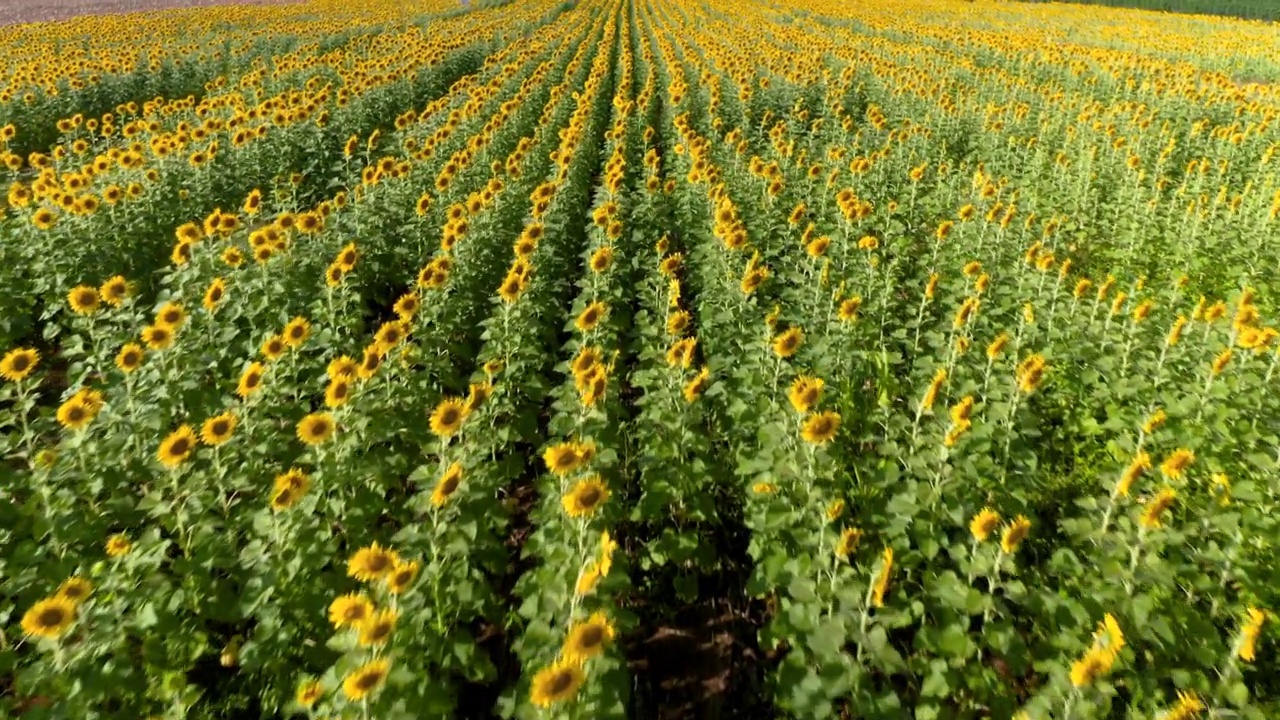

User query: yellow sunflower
[200,412,237,446]
[562,612,615,663]
[543,442,583,476]
[56,577,93,604]
[342,659,390,701]
[788,376,824,414]
[296,680,323,709]
[56,393,96,432]
[800,411,841,444]
[237,362,266,398]
[283,317,311,348]
[115,343,144,373]
[529,657,585,708]
[431,462,463,507]
[386,560,421,594]
[271,468,310,512]
[771,327,803,358]
[324,378,352,408]
[67,285,101,315]
[562,476,609,518]
[21,596,76,639]
[347,542,400,582]
[261,334,287,362]
[105,534,131,558]
[203,278,227,313]
[357,608,398,647]
[429,397,468,439]
[142,324,174,351]
[154,301,186,330]
[576,301,608,333]
[327,593,374,629]
[157,425,197,468]
[0,347,39,382]
[328,355,359,380]
[296,413,335,445]
[100,275,129,307]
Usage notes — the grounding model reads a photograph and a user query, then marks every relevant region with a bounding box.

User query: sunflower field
[1,0,1278,718]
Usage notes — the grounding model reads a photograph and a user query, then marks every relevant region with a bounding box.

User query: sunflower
[200,412,237,446]
[576,560,602,596]
[666,337,697,368]
[32,207,57,230]
[563,476,609,518]
[203,278,227,312]
[466,381,493,413]
[0,347,39,382]
[788,376,824,414]
[327,593,374,629]
[328,355,358,380]
[270,467,310,512]
[21,596,76,639]
[800,411,841,444]
[100,276,129,307]
[386,560,421,594]
[562,612,615,663]
[237,362,265,398]
[242,189,262,216]
[324,377,352,408]
[1000,516,1032,553]
[837,297,862,322]
[543,442,582,476]
[171,239,194,265]
[221,246,245,268]
[358,345,383,379]
[56,577,93,604]
[429,397,468,439]
[394,293,420,319]
[142,324,174,351]
[530,657,585,708]
[155,301,186,330]
[158,425,197,468]
[835,528,863,559]
[283,317,311,347]
[67,285,101,315]
[431,462,463,507]
[296,413,335,446]
[374,321,407,352]
[296,681,323,709]
[771,327,803,358]
[56,393,96,431]
[683,366,710,403]
[348,542,400,583]
[576,301,608,333]
[105,534,131,558]
[589,246,614,273]
[261,335,287,361]
[572,346,603,377]
[357,608,398,647]
[342,659,389,701]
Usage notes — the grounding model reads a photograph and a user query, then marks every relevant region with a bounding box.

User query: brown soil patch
[0,0,290,27]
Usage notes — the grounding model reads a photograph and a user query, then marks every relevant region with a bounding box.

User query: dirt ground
[0,0,290,27]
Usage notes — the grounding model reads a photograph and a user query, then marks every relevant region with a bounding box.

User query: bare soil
[0,0,290,27]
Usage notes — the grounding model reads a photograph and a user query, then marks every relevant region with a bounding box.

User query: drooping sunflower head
[296,413,336,446]
[562,476,609,518]
[1,347,40,382]
[347,542,400,583]
[429,397,468,439]
[21,596,76,639]
[157,425,197,468]
[529,657,585,708]
[431,462,464,507]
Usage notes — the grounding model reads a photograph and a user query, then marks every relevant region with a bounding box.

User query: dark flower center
[170,438,191,455]
[579,486,601,506]
[548,670,575,695]
[578,625,604,648]
[38,608,67,626]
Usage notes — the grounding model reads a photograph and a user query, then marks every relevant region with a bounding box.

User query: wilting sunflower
[357,608,398,647]
[429,397,468,439]
[296,413,335,446]
[237,362,266,398]
[100,275,129,307]
[56,577,93,604]
[142,324,174,351]
[105,534,131,558]
[431,462,464,507]
[386,560,421,594]
[67,285,101,315]
[562,612,615,663]
[530,657,585,708]
[563,476,609,518]
[347,542,400,582]
[200,412,237,446]
[800,411,841,444]
[576,301,608,333]
[342,659,390,701]
[327,593,374,629]
[1,347,40,382]
[157,425,197,468]
[771,327,803,358]
[154,301,186,330]
[21,596,76,639]
[283,317,311,347]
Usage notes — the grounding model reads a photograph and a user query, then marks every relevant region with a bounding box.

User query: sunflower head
[100,276,129,306]
[357,608,398,647]
[386,560,421,594]
[429,398,468,439]
[296,681,323,708]
[21,596,76,639]
[296,413,336,446]
[562,612,615,663]
[68,285,101,315]
[105,533,131,558]
[56,577,93,604]
[327,593,374,629]
[543,442,582,476]
[563,476,610,518]
[283,317,311,347]
[158,425,197,468]
[342,659,390,701]
[347,542,400,582]
[431,462,464,507]
[530,657,585,708]
[800,411,841,444]
[237,362,265,398]
[200,412,237,446]
[772,327,803,358]
[1,347,40,382]
[142,324,174,351]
